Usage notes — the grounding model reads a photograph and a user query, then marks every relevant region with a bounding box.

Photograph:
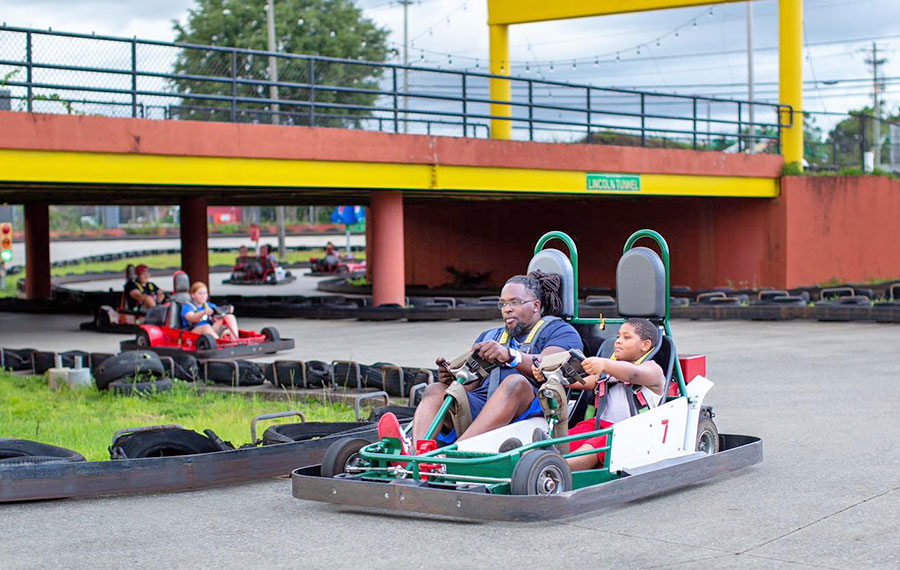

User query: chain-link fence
[0,25,788,152]
[804,111,900,173]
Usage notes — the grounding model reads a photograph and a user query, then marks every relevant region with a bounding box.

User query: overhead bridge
[1,25,896,302]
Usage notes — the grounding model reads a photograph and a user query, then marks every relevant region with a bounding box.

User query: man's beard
[507,322,526,338]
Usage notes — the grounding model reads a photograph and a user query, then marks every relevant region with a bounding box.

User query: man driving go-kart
[378,270,584,454]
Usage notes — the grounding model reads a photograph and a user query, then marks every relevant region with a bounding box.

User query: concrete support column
[370,191,404,306]
[24,202,51,299]
[364,205,374,282]
[779,0,803,169]
[179,197,209,288]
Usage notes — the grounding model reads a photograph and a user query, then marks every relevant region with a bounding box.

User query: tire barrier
[109,376,173,395]
[32,350,90,375]
[109,427,224,459]
[0,439,86,465]
[203,360,266,387]
[92,350,165,390]
[261,422,373,446]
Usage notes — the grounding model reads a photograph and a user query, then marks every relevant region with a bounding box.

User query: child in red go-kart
[534,318,665,471]
[180,281,240,340]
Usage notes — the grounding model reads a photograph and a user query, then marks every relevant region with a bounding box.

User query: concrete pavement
[1,317,899,569]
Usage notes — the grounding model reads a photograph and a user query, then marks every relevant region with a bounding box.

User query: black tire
[134,329,152,349]
[532,428,549,443]
[96,309,111,328]
[205,360,266,386]
[1,348,36,371]
[499,437,523,453]
[305,360,331,387]
[203,429,236,451]
[93,350,165,390]
[110,428,221,459]
[261,327,280,342]
[196,334,217,352]
[109,377,173,395]
[510,450,572,496]
[367,405,416,423]
[696,417,720,454]
[0,439,85,463]
[170,353,200,382]
[261,422,372,445]
[320,437,371,478]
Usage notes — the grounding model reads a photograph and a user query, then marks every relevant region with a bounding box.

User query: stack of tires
[92,351,171,395]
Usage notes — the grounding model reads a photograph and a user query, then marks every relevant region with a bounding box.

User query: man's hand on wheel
[435,357,454,385]
[472,340,512,364]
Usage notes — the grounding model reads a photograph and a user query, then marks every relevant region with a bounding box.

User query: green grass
[0,370,357,461]
[51,248,366,278]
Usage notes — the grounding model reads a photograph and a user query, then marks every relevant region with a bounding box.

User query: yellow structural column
[779,0,803,169]
[489,24,512,140]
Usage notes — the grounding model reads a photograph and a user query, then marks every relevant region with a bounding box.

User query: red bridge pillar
[24,202,51,299]
[179,197,209,289]
[370,191,405,306]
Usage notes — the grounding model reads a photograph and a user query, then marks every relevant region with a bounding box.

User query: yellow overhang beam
[488,0,752,26]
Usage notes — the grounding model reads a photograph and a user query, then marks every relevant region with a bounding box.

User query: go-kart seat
[166,301,183,329]
[171,271,191,304]
[616,246,666,321]
[526,248,575,320]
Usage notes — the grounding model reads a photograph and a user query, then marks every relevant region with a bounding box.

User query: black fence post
[859,115,866,169]
[586,86,592,144]
[527,80,534,142]
[130,38,137,118]
[392,67,398,133]
[461,71,468,137]
[640,93,646,147]
[692,98,698,150]
[737,101,743,152]
[308,58,316,127]
[25,31,33,112]
[230,50,237,122]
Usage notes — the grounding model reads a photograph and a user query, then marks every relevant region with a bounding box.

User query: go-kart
[224,255,296,285]
[291,229,762,521]
[120,303,295,359]
[306,256,366,276]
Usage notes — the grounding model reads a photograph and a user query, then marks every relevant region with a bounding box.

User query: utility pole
[266,0,286,257]
[400,0,412,133]
[865,42,887,170]
[746,1,755,153]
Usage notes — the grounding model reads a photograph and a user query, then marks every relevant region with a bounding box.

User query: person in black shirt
[124,264,165,312]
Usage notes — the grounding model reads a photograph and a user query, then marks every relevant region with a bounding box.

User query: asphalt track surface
[2,316,899,569]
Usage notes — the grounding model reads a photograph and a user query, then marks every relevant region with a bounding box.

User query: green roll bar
[534,229,687,399]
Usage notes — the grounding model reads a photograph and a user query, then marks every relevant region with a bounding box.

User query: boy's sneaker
[377,412,410,456]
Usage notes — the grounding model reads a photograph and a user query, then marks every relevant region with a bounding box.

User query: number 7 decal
[661,419,669,444]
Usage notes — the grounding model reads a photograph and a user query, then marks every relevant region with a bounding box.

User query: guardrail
[0,25,791,151]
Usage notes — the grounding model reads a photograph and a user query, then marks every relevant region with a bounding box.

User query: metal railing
[0,25,790,151]
[804,111,900,174]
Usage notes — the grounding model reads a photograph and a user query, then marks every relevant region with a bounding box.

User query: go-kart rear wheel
[321,437,371,478]
[696,417,720,455]
[511,450,572,496]
[96,308,111,328]
[134,329,152,349]
[260,327,280,342]
[196,333,217,352]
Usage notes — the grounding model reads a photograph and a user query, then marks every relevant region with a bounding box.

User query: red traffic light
[0,223,10,234]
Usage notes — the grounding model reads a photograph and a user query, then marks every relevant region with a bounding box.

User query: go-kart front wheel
[321,437,371,478]
[196,333,217,352]
[134,329,152,349]
[696,417,720,455]
[510,450,572,496]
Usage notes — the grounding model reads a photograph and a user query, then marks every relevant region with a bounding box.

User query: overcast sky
[1,0,897,121]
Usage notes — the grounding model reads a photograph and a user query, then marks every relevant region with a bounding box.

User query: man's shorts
[436,389,543,445]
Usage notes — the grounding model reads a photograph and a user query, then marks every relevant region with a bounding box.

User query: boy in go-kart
[379,270,583,453]
[534,318,664,471]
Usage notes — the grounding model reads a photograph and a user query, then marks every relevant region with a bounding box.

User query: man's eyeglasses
[497,299,538,310]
